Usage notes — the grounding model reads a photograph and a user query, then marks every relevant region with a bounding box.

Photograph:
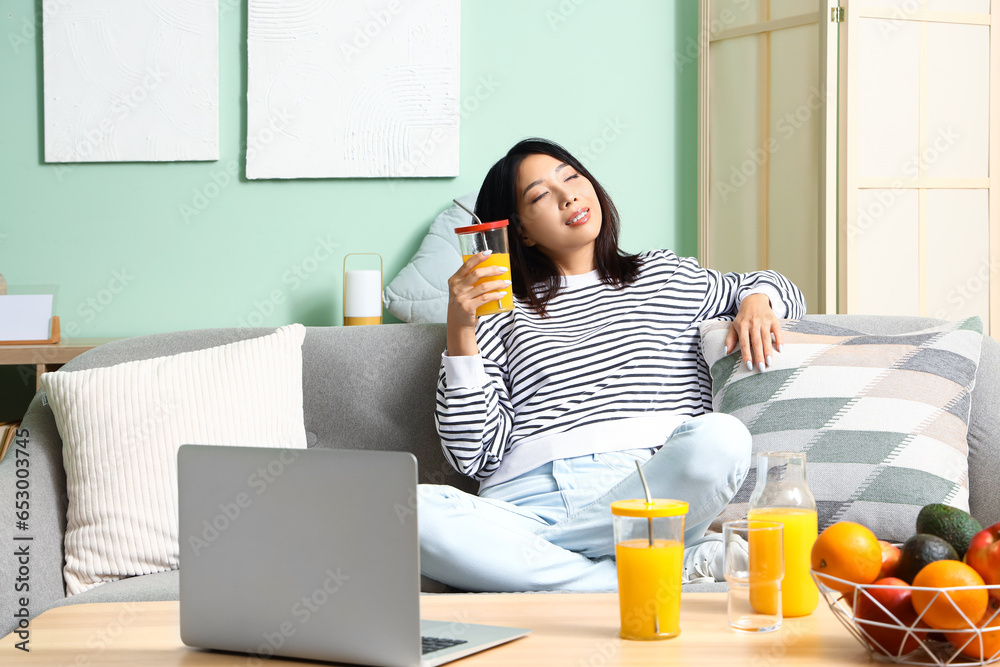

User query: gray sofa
[2,315,998,639]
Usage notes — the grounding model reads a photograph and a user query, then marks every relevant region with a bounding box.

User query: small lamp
[343,254,383,326]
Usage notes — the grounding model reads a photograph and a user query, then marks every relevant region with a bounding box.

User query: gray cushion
[702,316,984,542]
[44,570,180,610]
[804,315,1000,528]
[40,570,462,606]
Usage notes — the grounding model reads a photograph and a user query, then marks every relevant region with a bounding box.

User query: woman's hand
[724,293,783,372]
[446,251,511,356]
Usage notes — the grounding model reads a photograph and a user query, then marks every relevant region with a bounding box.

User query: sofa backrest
[54,323,477,495]
[50,316,1000,524]
[298,324,477,493]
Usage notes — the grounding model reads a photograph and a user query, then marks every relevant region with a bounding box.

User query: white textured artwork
[43,1,219,163]
[246,0,460,179]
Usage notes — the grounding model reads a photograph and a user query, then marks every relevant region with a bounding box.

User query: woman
[418,138,806,592]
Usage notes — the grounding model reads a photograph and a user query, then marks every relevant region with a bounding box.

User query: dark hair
[474,137,641,316]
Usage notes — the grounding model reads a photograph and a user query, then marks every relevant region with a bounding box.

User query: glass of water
[723,520,784,633]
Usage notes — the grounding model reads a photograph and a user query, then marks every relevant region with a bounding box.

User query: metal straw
[452,198,483,225]
[634,460,659,634]
[453,199,503,312]
[635,460,655,546]
[452,199,489,253]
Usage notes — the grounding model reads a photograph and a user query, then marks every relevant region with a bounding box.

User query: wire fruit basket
[812,571,1000,666]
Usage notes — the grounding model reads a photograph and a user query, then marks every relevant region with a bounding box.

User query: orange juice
[748,507,818,617]
[747,523,784,616]
[615,538,683,639]
[462,252,514,316]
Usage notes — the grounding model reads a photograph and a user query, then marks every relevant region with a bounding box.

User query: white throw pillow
[382,190,478,323]
[40,324,308,596]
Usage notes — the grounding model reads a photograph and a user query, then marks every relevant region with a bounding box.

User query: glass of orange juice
[723,520,784,633]
[611,499,688,640]
[454,219,514,316]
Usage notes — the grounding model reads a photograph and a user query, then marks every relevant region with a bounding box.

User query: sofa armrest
[968,332,1000,527]
[0,392,69,640]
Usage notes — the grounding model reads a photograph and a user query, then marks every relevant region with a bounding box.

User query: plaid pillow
[699,317,983,542]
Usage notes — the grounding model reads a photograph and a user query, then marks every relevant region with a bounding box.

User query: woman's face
[514,153,603,272]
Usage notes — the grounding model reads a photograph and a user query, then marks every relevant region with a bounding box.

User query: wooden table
[0,338,117,391]
[0,593,872,666]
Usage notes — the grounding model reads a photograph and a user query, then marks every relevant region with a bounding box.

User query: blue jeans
[418,412,752,592]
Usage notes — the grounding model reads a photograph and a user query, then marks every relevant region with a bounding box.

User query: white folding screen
[702,0,1000,335]
[700,0,835,313]
[246,0,460,179]
[839,0,998,336]
[42,0,219,163]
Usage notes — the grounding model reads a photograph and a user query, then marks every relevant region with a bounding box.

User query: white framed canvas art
[246,0,460,179]
[43,1,219,163]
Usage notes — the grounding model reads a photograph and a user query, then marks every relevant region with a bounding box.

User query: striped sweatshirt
[435,249,806,491]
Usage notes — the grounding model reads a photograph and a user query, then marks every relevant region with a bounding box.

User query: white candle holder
[343,254,383,326]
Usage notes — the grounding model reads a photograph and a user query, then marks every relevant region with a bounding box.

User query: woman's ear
[511,215,535,247]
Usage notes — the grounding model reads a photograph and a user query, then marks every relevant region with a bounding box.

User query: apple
[965,522,1000,599]
[854,578,927,657]
[878,540,901,579]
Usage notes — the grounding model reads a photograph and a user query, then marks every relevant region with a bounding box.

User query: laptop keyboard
[422,636,468,654]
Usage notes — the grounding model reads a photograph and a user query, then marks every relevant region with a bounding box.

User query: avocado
[896,534,960,584]
[915,503,982,558]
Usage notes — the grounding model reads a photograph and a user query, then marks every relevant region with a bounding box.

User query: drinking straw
[452,199,488,252]
[452,198,483,225]
[634,460,659,634]
[453,199,503,311]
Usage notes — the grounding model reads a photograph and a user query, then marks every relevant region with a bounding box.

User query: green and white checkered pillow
[700,317,983,543]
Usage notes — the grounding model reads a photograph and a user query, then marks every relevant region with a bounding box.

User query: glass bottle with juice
[746,451,819,618]
[454,218,514,316]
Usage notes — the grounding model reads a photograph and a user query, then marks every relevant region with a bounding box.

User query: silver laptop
[177,445,530,667]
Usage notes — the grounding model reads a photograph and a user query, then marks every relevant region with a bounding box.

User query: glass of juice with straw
[611,468,688,641]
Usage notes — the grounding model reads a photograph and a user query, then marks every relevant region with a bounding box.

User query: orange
[945,604,1000,660]
[811,521,883,594]
[912,560,988,630]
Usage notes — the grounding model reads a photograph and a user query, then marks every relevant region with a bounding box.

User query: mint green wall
[0,0,699,419]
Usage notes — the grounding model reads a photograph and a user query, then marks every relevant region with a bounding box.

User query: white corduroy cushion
[40,324,307,596]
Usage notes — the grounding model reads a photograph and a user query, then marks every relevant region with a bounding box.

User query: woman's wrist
[446,322,479,357]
